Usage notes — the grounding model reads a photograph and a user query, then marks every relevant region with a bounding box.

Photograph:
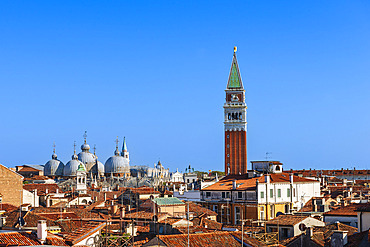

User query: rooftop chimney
[265,174,270,184]
[37,220,47,244]
[331,230,348,246]
[306,227,313,238]
[289,174,294,183]
[232,180,237,190]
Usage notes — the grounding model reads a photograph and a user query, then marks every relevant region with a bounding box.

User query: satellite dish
[299,223,306,231]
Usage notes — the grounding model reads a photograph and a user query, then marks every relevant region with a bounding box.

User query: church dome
[64,153,86,176]
[89,155,105,176]
[78,151,96,165]
[81,143,90,151]
[44,152,64,176]
[105,148,129,174]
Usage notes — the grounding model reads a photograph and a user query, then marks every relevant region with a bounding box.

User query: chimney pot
[37,220,47,244]
[265,175,270,183]
[232,180,237,190]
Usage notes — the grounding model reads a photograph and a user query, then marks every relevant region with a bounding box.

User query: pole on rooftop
[187,200,190,247]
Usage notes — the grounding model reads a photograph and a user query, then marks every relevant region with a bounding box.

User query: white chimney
[37,220,47,244]
[232,180,237,190]
[289,174,294,183]
[265,174,270,183]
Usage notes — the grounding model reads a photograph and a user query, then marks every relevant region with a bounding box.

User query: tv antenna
[265,152,272,160]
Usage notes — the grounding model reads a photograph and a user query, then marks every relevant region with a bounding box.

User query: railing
[94,234,133,247]
[252,232,278,245]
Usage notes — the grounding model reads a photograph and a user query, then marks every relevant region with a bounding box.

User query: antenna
[265,152,272,160]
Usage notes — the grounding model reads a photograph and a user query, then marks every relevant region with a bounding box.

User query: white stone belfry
[76,163,87,194]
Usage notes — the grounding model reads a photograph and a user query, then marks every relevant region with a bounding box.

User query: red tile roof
[0,230,67,246]
[266,215,309,226]
[203,173,318,191]
[0,231,40,246]
[23,183,61,195]
[37,212,80,220]
[0,203,17,212]
[185,201,217,217]
[62,221,105,245]
[156,232,249,247]
[324,203,367,216]
[347,229,370,247]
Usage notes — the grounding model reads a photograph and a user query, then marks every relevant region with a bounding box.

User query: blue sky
[0,1,370,172]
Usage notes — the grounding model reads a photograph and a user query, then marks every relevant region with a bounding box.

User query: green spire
[122,137,127,152]
[77,163,85,172]
[227,47,243,89]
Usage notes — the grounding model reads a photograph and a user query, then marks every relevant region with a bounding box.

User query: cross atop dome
[83,131,88,144]
[114,137,120,156]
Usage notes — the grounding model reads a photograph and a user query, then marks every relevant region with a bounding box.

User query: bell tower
[224,47,247,175]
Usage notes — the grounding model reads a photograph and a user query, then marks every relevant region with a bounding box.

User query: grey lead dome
[44,153,64,176]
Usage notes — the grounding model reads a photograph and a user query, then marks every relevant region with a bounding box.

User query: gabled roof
[0,230,67,246]
[62,221,105,245]
[227,50,244,90]
[185,201,217,217]
[314,221,358,240]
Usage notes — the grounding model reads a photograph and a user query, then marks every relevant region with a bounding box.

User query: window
[213,205,218,214]
[287,188,290,197]
[235,206,241,224]
[270,189,273,198]
[206,192,211,198]
[260,191,264,198]
[282,228,289,238]
[277,189,281,198]
[227,135,229,138]
[285,204,290,213]
[222,192,230,198]
[270,205,274,219]
[238,192,243,199]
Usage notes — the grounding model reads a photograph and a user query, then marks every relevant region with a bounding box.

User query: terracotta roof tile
[185,201,217,217]
[324,203,367,216]
[202,173,318,191]
[266,215,309,226]
[23,183,61,195]
[157,232,247,247]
